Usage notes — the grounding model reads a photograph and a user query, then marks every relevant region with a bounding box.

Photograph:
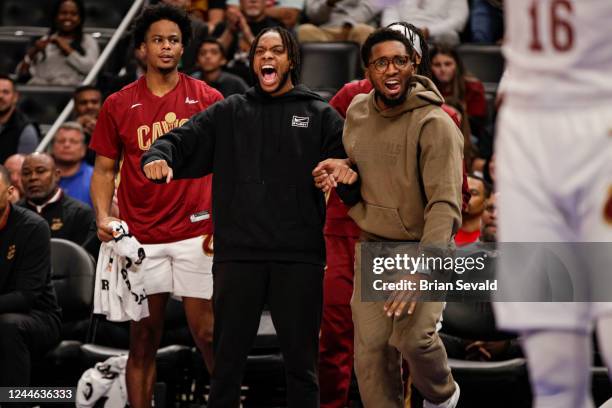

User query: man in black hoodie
[142,27,346,408]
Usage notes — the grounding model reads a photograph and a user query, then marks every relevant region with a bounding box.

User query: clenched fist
[143,159,174,184]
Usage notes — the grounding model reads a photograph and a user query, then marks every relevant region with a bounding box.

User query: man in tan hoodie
[314,28,463,408]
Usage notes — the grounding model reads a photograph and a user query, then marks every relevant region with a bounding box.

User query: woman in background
[17,0,99,86]
[430,44,490,158]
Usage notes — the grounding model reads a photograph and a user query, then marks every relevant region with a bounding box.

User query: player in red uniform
[89,5,223,407]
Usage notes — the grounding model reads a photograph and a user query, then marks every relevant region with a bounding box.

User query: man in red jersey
[89,5,223,408]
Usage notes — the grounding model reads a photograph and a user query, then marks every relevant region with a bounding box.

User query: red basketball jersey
[90,73,223,244]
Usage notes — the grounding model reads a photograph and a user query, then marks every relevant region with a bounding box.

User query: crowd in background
[0,0,508,403]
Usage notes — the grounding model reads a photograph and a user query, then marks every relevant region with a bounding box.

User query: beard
[374,89,408,108]
[0,104,13,116]
[481,227,497,243]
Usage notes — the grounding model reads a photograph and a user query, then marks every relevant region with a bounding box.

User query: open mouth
[260,65,278,86]
[384,79,401,95]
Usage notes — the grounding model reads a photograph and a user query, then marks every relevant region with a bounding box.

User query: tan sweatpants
[351,243,456,407]
[297,23,375,46]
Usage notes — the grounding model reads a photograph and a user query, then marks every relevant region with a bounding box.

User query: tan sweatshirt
[343,75,463,246]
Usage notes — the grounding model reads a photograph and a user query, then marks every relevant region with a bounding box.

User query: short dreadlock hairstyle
[248,27,301,86]
[132,3,193,48]
[361,28,416,69]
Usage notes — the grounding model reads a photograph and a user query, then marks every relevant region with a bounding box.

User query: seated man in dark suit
[0,164,62,386]
[17,153,99,257]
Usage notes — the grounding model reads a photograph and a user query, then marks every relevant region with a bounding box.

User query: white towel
[93,221,149,322]
[76,355,128,408]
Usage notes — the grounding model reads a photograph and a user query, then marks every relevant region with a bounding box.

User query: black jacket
[142,85,345,265]
[0,109,38,163]
[18,191,100,258]
[0,204,61,321]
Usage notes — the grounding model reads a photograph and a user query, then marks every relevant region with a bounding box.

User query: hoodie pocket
[352,202,412,240]
[225,182,301,248]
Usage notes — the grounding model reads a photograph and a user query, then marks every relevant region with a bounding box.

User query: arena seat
[0,35,30,74]
[592,366,612,406]
[242,311,286,405]
[16,85,74,126]
[83,0,135,29]
[442,302,515,342]
[31,239,96,387]
[0,0,49,27]
[300,42,361,94]
[438,301,530,407]
[83,295,198,405]
[457,44,505,89]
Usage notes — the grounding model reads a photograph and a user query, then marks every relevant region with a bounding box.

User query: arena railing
[35,0,145,152]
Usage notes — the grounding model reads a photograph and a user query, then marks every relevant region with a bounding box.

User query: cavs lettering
[137,112,189,151]
[90,74,220,243]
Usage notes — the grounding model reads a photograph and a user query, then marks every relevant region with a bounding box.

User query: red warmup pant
[319,234,358,408]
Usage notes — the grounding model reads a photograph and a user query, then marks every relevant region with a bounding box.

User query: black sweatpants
[208,261,324,408]
[0,311,61,386]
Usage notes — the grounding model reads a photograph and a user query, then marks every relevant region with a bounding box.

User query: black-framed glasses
[369,55,412,73]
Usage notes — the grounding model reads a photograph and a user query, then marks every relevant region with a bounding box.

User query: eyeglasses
[369,55,412,73]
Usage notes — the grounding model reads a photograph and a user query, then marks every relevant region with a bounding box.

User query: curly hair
[132,3,193,48]
[248,27,301,86]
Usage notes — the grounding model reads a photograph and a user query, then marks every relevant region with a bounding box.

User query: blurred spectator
[18,153,98,256]
[0,165,61,387]
[73,85,102,137]
[191,38,249,96]
[442,191,522,362]
[3,154,25,204]
[297,0,379,45]
[470,0,504,44]
[381,0,468,46]
[227,0,303,29]
[72,85,102,165]
[16,0,100,86]
[0,75,39,163]
[187,0,227,32]
[472,148,496,186]
[483,153,496,186]
[481,191,498,243]
[218,0,283,84]
[51,122,93,208]
[444,96,476,169]
[431,44,491,158]
[161,0,226,72]
[455,173,490,246]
